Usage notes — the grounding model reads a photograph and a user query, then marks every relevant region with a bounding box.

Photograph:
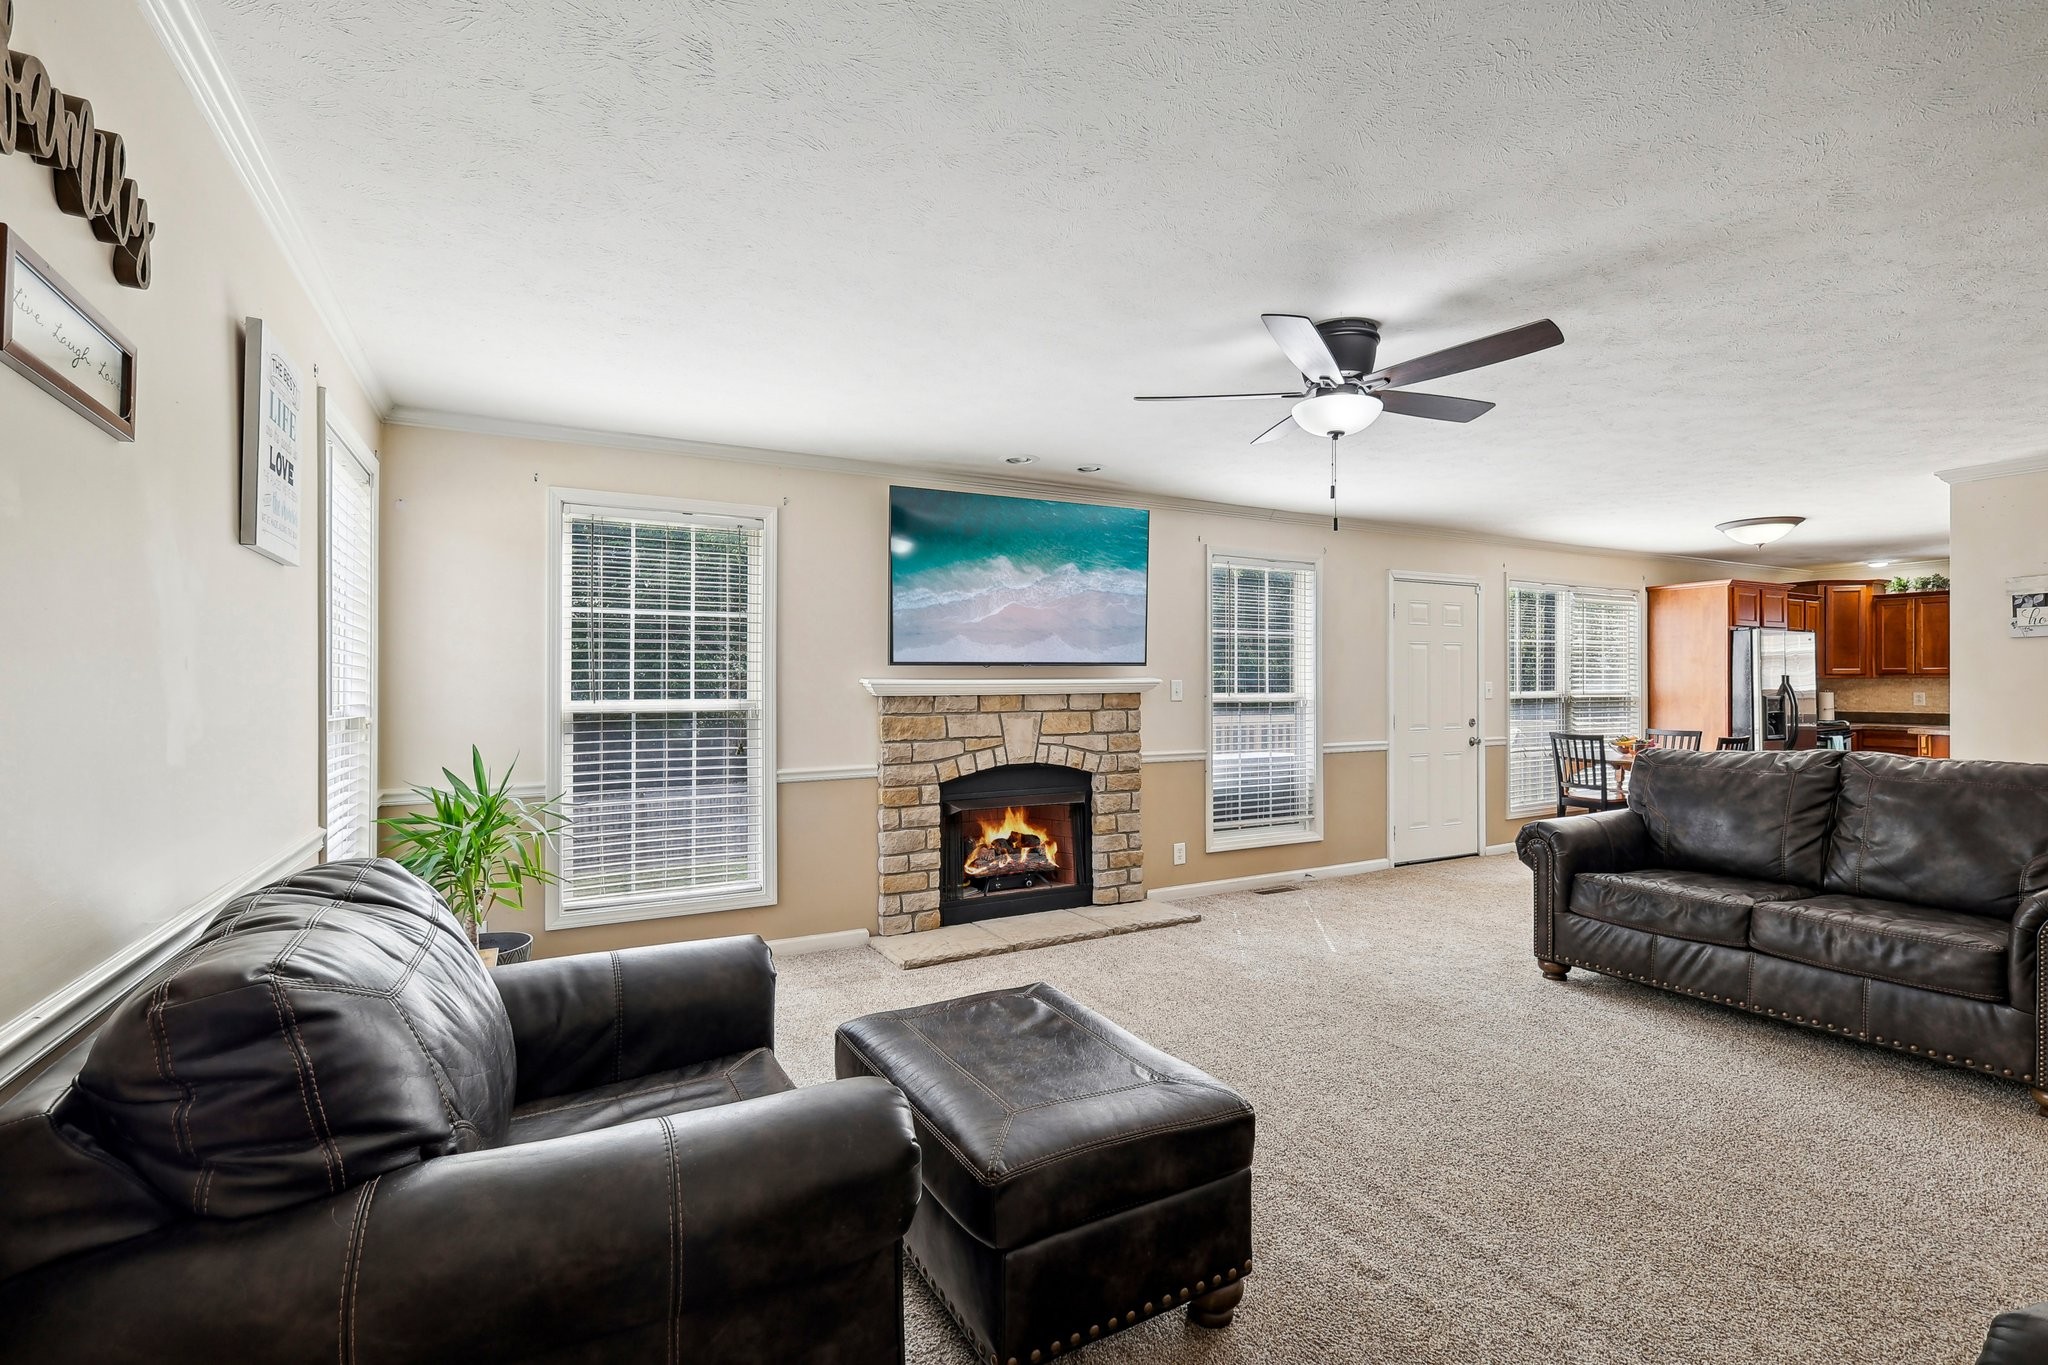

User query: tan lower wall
[1487,746,1537,850]
[383,777,881,959]
[1142,751,1388,890]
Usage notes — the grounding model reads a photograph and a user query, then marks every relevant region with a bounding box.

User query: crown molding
[384,406,1827,572]
[1936,452,2048,486]
[136,0,388,410]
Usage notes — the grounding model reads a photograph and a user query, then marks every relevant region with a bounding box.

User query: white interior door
[1390,577,1481,864]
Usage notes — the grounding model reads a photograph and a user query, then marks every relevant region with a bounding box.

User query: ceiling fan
[1135,314,1564,525]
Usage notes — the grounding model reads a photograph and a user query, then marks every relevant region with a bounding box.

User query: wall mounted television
[888,486,1150,666]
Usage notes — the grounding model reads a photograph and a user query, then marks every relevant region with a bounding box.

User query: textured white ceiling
[193,0,2048,563]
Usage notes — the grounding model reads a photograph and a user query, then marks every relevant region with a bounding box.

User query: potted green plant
[379,747,566,965]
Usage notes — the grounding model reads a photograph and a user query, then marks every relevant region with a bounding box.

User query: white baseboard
[1484,842,1520,857]
[767,927,871,958]
[1149,858,1394,901]
[0,829,326,1091]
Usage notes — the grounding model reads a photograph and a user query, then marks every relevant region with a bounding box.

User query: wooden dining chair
[1716,735,1748,751]
[1647,728,1703,751]
[1550,733,1627,817]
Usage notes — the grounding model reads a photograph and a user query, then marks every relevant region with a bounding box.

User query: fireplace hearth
[941,764,1092,923]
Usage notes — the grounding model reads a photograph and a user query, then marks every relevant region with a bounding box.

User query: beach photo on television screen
[889,487,1149,665]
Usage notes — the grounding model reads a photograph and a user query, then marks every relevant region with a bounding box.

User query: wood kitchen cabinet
[1913,593,1949,675]
[1871,591,1950,677]
[1853,727,1950,758]
[1791,579,1888,678]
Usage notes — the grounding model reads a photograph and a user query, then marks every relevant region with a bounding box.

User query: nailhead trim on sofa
[1554,954,2034,1082]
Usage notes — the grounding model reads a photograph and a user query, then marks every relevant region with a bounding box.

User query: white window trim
[1205,546,1325,854]
[544,487,779,929]
[1504,577,1647,819]
[319,394,377,861]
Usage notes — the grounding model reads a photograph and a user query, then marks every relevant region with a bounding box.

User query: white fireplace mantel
[860,677,1162,697]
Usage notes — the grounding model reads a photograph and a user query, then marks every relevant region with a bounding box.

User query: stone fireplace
[865,682,1154,936]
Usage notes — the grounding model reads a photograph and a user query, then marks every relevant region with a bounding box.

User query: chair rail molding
[0,827,325,1090]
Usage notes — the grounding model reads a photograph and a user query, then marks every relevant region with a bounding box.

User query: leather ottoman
[836,982,1254,1365]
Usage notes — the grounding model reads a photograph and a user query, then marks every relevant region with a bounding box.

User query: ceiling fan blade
[1364,319,1563,390]
[1250,414,1297,444]
[1376,390,1495,423]
[1261,314,1346,385]
[1133,391,1301,402]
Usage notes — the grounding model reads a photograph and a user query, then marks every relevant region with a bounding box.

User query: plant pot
[478,931,533,966]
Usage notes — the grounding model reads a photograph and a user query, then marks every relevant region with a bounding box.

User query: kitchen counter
[1835,712,1950,736]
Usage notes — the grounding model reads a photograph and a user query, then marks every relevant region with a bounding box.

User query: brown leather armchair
[0,860,921,1363]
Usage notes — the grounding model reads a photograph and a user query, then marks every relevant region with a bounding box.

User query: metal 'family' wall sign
[1,0,158,288]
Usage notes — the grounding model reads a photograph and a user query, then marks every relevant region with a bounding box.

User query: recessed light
[1077,465,1103,473]
[1005,456,1034,465]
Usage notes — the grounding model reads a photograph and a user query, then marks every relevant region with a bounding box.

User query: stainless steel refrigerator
[1730,627,1818,749]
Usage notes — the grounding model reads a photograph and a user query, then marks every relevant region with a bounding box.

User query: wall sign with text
[240,317,303,565]
[1,2,158,288]
[1,223,136,439]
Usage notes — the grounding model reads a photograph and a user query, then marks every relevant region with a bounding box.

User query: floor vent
[1252,884,1301,895]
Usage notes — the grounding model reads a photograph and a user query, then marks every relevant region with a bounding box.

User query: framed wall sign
[239,317,305,565]
[2009,575,2048,638]
[1,225,137,440]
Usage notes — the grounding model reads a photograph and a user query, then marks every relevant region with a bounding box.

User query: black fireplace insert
[939,763,1092,924]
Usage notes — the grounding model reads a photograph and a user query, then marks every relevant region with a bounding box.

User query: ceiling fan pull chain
[1330,432,1340,530]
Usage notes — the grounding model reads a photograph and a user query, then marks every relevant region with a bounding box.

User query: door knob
[1467,736,1480,747]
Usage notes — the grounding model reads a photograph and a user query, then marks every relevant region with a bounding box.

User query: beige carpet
[773,855,2044,1364]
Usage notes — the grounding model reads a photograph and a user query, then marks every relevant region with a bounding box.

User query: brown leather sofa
[1519,749,2048,1109]
[0,859,922,1363]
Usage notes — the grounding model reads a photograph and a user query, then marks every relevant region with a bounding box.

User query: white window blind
[550,496,775,921]
[1209,554,1320,847]
[323,433,377,861]
[1507,582,1643,813]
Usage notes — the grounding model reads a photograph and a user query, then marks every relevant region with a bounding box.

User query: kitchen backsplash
[1824,675,1951,715]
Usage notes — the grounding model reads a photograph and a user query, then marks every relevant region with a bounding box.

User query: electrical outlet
[1173,842,1187,865]
[1171,679,1184,702]
[1913,691,1927,707]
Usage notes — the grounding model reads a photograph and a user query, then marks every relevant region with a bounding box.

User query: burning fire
[964,806,1060,880]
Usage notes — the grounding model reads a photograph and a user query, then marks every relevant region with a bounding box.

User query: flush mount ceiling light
[1077,465,1103,473]
[1716,516,1806,549]
[1868,560,1893,568]
[1290,384,1384,437]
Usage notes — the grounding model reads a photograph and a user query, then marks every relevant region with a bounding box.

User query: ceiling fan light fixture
[1716,516,1806,549]
[1291,385,1383,437]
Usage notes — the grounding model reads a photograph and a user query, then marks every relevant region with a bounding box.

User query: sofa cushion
[1751,894,2011,1001]
[505,1047,794,1146]
[1824,753,2048,919]
[1570,869,1812,948]
[1627,748,1844,888]
[78,859,516,1219]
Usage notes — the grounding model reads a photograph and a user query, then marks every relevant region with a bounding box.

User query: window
[1208,551,1321,850]
[547,491,776,926]
[1507,582,1643,813]
[322,419,378,861]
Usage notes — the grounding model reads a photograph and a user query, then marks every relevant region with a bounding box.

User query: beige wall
[380,423,1735,952]
[1950,470,2048,761]
[0,5,378,1026]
